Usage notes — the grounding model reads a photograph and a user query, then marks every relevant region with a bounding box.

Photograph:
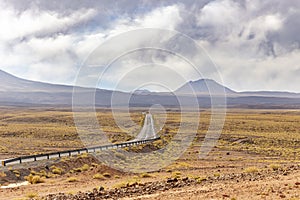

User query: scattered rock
[167,178,178,183]
[279,194,286,198]
[44,164,300,200]
[222,194,230,198]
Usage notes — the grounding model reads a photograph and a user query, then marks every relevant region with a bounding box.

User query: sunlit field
[0,107,300,199]
[0,107,299,162]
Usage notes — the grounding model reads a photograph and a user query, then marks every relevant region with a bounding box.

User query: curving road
[133,113,157,141]
[1,113,159,166]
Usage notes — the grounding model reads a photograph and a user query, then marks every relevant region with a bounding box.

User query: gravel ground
[44,165,300,200]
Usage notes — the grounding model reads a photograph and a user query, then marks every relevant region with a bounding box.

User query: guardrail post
[1,135,161,166]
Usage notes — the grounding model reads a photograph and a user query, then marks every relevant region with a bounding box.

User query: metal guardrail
[1,137,160,166]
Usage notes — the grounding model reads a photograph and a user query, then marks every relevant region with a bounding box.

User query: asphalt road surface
[133,113,157,141]
[1,113,158,166]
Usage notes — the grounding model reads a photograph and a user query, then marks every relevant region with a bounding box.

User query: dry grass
[0,107,299,200]
[269,164,282,171]
[0,107,299,163]
[26,192,39,199]
[25,174,45,184]
[51,166,63,175]
[140,173,152,178]
[0,108,144,159]
[217,110,300,159]
[93,173,105,180]
[66,177,78,182]
[243,166,260,173]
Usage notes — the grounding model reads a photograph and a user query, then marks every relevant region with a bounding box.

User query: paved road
[1,113,159,166]
[133,113,157,141]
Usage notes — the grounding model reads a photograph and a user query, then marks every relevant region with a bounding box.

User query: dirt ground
[0,108,299,199]
[122,172,300,200]
[0,148,299,200]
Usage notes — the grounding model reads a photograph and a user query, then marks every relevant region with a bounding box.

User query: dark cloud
[0,0,300,92]
[268,12,300,53]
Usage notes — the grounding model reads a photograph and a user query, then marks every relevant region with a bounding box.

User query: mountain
[0,69,121,106]
[0,69,299,108]
[175,79,236,95]
[175,78,300,98]
[0,69,72,92]
[133,89,152,95]
[239,91,300,98]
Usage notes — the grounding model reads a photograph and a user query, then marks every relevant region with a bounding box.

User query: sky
[0,0,300,92]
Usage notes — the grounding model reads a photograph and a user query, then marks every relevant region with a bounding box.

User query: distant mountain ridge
[239,91,300,98]
[175,78,300,98]
[0,69,72,92]
[175,79,236,95]
[0,69,299,108]
[0,69,119,105]
[133,89,152,95]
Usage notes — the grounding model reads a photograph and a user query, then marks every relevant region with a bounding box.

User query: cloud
[186,0,300,92]
[217,48,300,92]
[0,0,300,92]
[0,2,96,41]
[0,34,76,83]
[0,1,98,84]
[0,3,185,87]
[134,5,182,29]
[197,0,240,27]
[103,4,183,38]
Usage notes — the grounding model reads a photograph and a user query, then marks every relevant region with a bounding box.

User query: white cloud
[197,0,240,28]
[0,3,185,87]
[74,5,187,90]
[192,0,300,92]
[0,34,76,83]
[74,33,106,59]
[106,5,182,37]
[0,2,96,41]
[0,1,98,84]
[202,39,300,92]
[96,49,201,92]
[0,0,300,93]
[134,5,182,29]
[244,14,283,41]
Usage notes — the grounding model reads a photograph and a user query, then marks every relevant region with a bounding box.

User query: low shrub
[26,192,38,198]
[67,177,78,182]
[140,173,152,178]
[81,164,89,171]
[52,167,63,175]
[243,166,259,173]
[269,164,281,171]
[93,173,105,180]
[25,174,45,184]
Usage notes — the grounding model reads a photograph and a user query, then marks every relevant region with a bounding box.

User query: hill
[0,70,299,108]
[175,79,236,95]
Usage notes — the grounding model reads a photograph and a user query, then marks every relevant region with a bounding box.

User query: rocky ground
[44,164,300,200]
[1,147,299,200]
